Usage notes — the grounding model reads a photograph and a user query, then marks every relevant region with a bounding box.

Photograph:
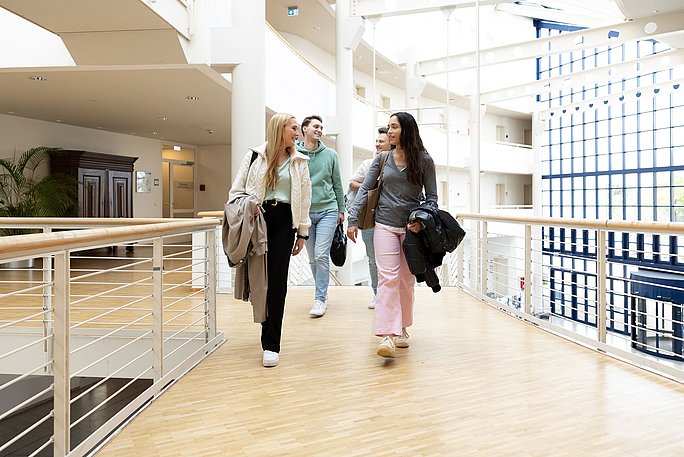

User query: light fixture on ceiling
[313,26,321,30]
[186,95,200,101]
[28,76,47,81]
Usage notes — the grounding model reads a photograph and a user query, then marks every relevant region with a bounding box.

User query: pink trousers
[373,223,415,336]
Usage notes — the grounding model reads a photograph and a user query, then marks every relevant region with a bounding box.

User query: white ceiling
[0,0,682,148]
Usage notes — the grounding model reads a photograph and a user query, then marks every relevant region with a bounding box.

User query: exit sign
[287,6,298,16]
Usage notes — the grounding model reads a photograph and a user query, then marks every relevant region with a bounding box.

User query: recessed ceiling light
[7,111,14,114]
[186,95,199,100]
[28,76,47,81]
[159,116,168,121]
[152,131,158,135]
[313,26,321,30]
[55,119,62,123]
[96,126,103,129]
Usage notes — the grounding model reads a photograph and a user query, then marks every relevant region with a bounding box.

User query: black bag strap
[249,149,258,167]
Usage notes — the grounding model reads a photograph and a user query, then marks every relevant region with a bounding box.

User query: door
[78,168,106,217]
[109,171,133,218]
[496,184,506,207]
[162,160,195,218]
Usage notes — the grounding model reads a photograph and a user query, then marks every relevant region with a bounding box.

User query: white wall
[0,114,163,217]
[195,144,231,213]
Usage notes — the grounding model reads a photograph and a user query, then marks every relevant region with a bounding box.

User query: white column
[404,47,417,113]
[336,0,357,285]
[230,0,265,181]
[469,0,481,213]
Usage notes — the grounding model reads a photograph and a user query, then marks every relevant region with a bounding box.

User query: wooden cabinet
[50,151,138,218]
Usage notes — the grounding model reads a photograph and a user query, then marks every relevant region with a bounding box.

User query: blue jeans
[361,228,377,295]
[305,209,339,302]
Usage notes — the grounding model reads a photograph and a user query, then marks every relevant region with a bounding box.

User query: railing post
[42,227,53,366]
[524,224,532,315]
[456,218,464,288]
[206,228,217,341]
[52,250,70,457]
[597,229,607,345]
[480,221,488,295]
[152,237,164,381]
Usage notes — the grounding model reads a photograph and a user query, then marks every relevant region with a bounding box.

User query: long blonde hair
[265,113,296,189]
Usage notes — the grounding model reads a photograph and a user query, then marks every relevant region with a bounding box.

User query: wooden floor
[97,286,684,456]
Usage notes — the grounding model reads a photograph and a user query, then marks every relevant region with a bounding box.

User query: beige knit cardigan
[229,143,312,237]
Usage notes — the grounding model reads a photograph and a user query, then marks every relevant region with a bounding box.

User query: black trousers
[261,201,296,353]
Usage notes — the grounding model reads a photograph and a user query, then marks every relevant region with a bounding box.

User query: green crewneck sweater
[296,140,345,213]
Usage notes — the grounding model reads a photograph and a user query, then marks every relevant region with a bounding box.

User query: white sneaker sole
[395,339,409,348]
[376,344,396,358]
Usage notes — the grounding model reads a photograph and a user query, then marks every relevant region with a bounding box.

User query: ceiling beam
[351,0,512,19]
[418,11,684,76]
[537,77,684,121]
[481,49,684,103]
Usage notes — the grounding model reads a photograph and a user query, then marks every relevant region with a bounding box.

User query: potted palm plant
[0,146,78,237]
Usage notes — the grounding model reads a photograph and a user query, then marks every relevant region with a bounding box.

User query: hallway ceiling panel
[0,0,169,33]
[0,66,230,146]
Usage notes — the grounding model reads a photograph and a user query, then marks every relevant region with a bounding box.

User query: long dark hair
[391,111,426,185]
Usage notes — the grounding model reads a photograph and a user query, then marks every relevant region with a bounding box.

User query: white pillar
[230,0,265,181]
[469,0,481,213]
[404,47,417,113]
[336,0,357,285]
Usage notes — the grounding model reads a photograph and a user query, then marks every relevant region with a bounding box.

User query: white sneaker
[368,296,376,309]
[395,328,410,348]
[262,350,279,367]
[376,336,396,358]
[309,299,327,317]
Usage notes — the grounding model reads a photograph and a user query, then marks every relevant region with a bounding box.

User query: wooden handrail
[196,208,684,234]
[454,212,684,234]
[0,219,220,261]
[0,217,195,228]
[197,211,223,219]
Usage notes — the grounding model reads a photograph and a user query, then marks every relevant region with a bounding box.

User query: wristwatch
[297,234,309,240]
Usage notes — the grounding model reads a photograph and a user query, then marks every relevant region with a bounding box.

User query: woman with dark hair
[347,112,438,358]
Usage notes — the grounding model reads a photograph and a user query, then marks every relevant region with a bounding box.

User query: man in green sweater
[296,115,346,317]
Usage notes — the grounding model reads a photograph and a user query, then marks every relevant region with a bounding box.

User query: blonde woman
[229,113,312,367]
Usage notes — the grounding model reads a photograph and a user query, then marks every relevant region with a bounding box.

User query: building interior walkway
[96,286,684,456]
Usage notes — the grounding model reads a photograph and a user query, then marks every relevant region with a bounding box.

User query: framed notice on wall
[136,171,152,193]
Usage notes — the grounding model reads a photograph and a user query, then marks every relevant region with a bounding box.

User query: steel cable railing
[0,217,222,457]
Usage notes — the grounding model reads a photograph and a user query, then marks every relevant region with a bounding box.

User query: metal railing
[451,213,684,383]
[0,217,222,457]
[201,208,684,383]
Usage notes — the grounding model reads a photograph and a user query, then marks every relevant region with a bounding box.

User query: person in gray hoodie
[296,115,345,318]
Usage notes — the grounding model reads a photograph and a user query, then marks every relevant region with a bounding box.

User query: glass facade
[538,22,684,333]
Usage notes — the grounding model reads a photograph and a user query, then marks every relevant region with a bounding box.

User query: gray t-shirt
[348,150,438,228]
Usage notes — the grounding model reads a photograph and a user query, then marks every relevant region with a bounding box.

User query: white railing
[450,213,684,383]
[0,217,222,457]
